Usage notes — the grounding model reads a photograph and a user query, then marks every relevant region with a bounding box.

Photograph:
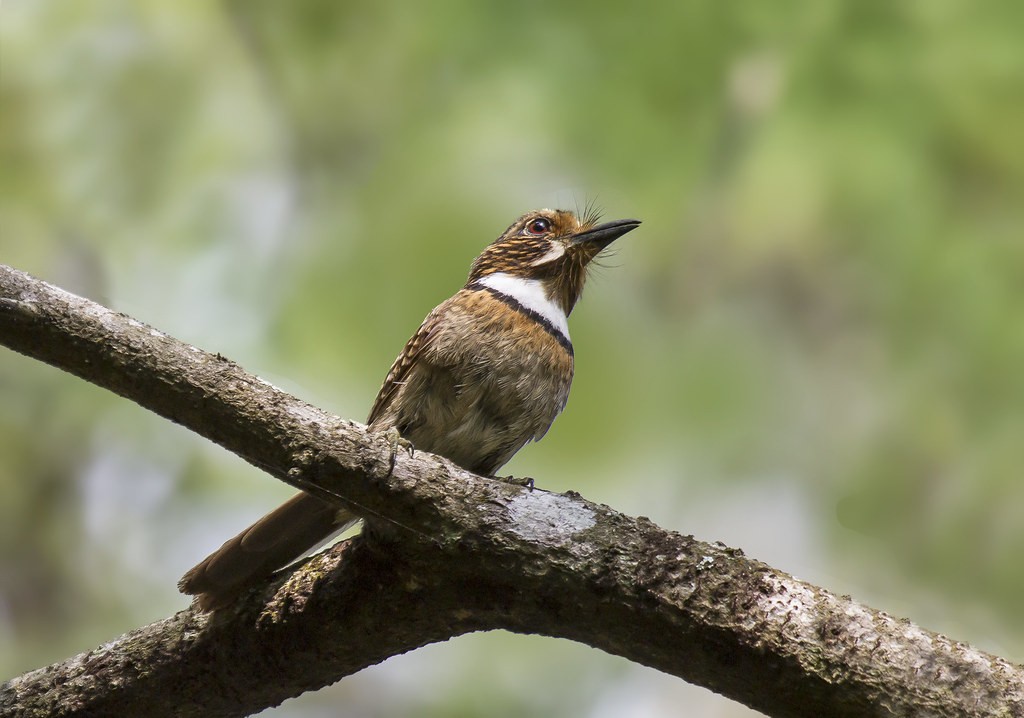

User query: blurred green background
[2,1,1023,716]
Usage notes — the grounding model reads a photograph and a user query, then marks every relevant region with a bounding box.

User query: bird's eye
[525,217,552,236]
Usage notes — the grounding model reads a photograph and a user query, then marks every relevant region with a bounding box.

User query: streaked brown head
[468,208,640,314]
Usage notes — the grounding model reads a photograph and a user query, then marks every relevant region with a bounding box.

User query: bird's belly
[399,341,571,476]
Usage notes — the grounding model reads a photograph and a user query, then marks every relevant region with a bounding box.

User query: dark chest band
[468,280,574,356]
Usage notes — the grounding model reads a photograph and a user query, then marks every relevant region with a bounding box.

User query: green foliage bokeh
[1,2,1022,716]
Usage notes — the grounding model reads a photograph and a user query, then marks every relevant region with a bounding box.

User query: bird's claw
[499,475,535,490]
[385,428,414,475]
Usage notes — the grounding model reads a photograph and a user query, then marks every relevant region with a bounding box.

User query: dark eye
[525,217,552,236]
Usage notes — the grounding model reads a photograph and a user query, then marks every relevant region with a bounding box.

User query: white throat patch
[476,272,570,343]
[530,243,566,266]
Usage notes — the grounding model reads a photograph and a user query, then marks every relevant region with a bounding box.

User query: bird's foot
[384,428,414,476]
[498,475,535,490]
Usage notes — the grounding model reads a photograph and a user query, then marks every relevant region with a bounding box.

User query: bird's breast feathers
[369,285,574,475]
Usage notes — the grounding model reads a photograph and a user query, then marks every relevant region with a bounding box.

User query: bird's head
[468,208,640,315]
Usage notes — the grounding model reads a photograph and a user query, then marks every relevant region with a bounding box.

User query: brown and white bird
[179,208,640,609]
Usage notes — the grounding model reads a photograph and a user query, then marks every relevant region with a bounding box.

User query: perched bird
[179,208,640,609]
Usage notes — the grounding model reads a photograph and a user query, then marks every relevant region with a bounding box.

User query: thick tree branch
[1,263,1022,718]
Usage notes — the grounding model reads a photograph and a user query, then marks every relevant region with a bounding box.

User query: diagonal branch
[1,263,1022,718]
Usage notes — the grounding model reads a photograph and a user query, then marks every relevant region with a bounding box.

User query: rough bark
[1,263,1022,718]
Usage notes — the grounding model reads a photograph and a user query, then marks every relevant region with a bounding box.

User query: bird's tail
[178,491,358,610]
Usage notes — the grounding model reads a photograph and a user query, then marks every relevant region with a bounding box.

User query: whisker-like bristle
[580,196,603,230]
[590,247,622,272]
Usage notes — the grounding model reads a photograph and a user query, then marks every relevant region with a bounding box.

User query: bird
[179,208,640,610]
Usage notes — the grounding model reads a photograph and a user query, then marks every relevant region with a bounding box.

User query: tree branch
[1,263,1021,718]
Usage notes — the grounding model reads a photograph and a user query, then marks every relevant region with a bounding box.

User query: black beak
[570,218,641,249]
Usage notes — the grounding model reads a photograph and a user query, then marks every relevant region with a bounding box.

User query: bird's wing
[366,303,446,426]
